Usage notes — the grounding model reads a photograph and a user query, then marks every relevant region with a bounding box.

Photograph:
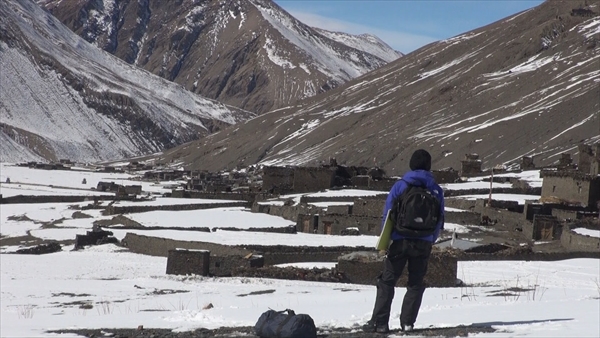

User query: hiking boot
[376,325,390,333]
[362,321,389,333]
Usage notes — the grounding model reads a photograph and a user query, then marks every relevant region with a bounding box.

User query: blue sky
[273,0,545,53]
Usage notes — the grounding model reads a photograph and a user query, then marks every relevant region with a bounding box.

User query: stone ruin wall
[560,223,600,252]
[352,198,386,218]
[337,252,458,288]
[124,233,359,267]
[541,174,600,208]
[292,167,336,193]
[318,214,381,236]
[368,178,397,191]
[433,170,460,184]
[262,166,294,194]
[521,156,536,170]
[170,190,276,203]
[521,215,562,241]
[121,233,250,257]
[256,203,324,223]
[0,195,119,204]
[578,144,594,174]
[460,160,482,177]
[103,201,248,215]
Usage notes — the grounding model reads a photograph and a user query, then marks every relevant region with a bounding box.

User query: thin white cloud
[287,10,438,53]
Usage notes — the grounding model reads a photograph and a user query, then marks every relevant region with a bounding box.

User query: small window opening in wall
[578,186,582,194]
[215,261,220,268]
[552,186,556,192]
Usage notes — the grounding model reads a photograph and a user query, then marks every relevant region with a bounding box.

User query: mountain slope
[152,0,600,174]
[0,0,252,163]
[37,0,400,114]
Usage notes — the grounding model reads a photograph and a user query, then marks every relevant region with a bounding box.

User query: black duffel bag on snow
[254,309,317,338]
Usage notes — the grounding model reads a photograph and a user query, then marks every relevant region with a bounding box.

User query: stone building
[557,153,575,170]
[96,181,120,192]
[541,171,600,208]
[521,156,536,170]
[577,144,595,174]
[579,143,600,176]
[522,215,562,241]
[460,154,482,177]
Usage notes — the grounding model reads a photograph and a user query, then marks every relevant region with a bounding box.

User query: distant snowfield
[0,164,180,195]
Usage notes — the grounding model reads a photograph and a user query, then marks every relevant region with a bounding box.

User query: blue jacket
[382,170,445,243]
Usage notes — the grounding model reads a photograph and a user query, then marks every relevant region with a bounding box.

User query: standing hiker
[363,149,444,333]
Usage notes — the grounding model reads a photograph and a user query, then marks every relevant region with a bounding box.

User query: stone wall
[300,196,358,203]
[121,233,250,257]
[318,214,381,236]
[523,202,554,221]
[433,170,460,184]
[522,156,536,170]
[1,195,120,204]
[351,175,370,189]
[293,167,335,193]
[460,160,482,177]
[478,206,529,232]
[166,249,210,276]
[262,166,294,194]
[263,204,324,223]
[352,198,385,218]
[210,254,265,276]
[368,178,396,191]
[122,233,364,267]
[444,198,477,211]
[444,187,541,198]
[337,251,458,288]
[326,205,353,215]
[560,224,600,252]
[445,211,481,225]
[103,201,248,215]
[170,190,272,203]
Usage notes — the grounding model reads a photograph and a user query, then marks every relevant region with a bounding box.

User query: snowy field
[1,245,598,337]
[2,164,599,337]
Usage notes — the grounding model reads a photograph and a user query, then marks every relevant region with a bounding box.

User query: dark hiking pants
[370,239,432,327]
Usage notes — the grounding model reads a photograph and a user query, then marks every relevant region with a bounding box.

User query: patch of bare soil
[49,324,496,337]
[72,211,93,219]
[94,215,144,228]
[7,214,34,222]
[0,235,73,248]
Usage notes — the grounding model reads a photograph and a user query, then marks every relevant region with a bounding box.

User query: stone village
[3,143,599,289]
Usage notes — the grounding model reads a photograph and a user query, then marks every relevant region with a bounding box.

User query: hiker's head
[409,149,432,171]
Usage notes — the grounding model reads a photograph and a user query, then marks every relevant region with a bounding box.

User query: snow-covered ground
[1,245,598,337]
[2,165,598,337]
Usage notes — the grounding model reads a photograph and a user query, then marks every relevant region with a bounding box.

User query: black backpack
[392,182,440,237]
[254,309,317,338]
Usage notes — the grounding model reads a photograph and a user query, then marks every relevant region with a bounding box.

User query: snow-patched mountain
[0,0,252,163]
[313,28,403,62]
[152,0,600,174]
[38,0,400,114]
